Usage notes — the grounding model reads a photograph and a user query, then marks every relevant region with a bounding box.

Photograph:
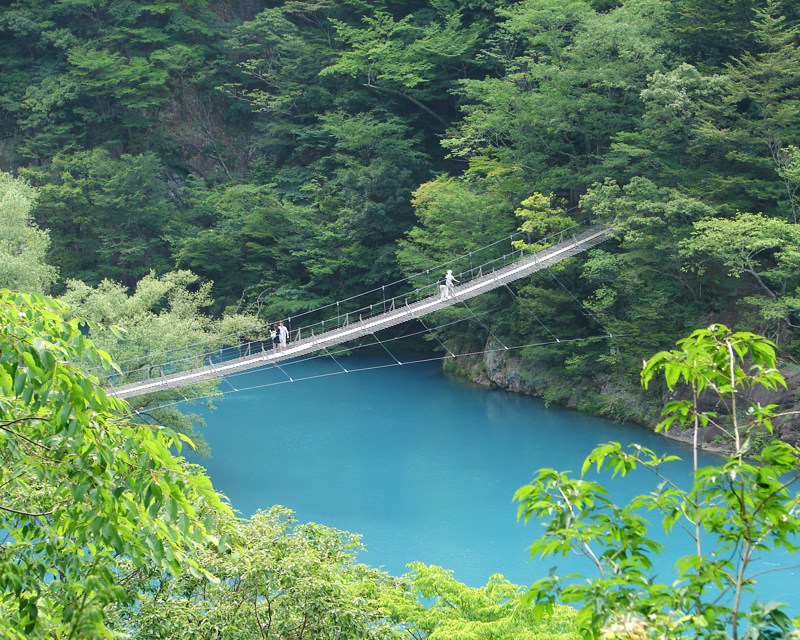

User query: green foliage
[681,213,800,341]
[382,562,580,639]
[317,109,429,247]
[602,63,729,184]
[666,0,763,70]
[258,104,432,308]
[690,1,800,217]
[175,181,301,312]
[64,45,170,112]
[321,5,488,126]
[512,193,575,250]
[603,2,800,222]
[642,324,785,454]
[7,5,800,636]
[111,506,582,639]
[516,326,800,639]
[110,506,404,640]
[575,177,719,383]
[398,174,515,276]
[0,289,230,639]
[0,172,57,294]
[60,270,260,454]
[444,0,669,192]
[775,144,800,223]
[2,0,800,431]
[221,6,335,121]
[22,149,179,286]
[1,0,221,158]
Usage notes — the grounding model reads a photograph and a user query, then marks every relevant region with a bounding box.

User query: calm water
[185,349,799,612]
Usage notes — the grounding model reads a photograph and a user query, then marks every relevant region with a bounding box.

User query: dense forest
[4,0,800,424]
[3,0,800,637]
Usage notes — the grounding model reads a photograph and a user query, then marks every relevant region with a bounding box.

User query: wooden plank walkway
[108,225,611,399]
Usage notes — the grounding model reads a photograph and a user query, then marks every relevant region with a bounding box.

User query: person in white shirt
[445,269,459,299]
[278,321,289,351]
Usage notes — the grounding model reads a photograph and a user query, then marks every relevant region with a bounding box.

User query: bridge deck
[108,225,610,399]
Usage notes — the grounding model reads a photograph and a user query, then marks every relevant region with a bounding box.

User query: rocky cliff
[450,340,800,452]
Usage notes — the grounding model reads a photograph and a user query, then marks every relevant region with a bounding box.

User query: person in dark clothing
[438,273,448,301]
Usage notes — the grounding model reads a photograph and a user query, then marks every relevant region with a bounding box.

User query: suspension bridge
[107,224,611,399]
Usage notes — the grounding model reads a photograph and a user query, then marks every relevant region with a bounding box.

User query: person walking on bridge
[270,324,280,351]
[445,269,459,299]
[438,273,448,301]
[278,321,289,352]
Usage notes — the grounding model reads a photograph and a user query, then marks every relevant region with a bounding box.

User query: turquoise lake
[185,349,799,613]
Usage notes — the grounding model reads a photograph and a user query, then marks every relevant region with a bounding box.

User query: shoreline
[446,342,800,456]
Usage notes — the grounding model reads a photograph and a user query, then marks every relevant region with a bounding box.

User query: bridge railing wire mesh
[95,223,601,390]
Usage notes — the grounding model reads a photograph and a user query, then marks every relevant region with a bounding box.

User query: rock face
[452,338,800,451]
[451,338,659,425]
[454,345,552,396]
[660,367,800,449]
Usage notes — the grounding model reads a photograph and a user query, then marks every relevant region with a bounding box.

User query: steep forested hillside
[4,2,800,637]
[2,0,800,423]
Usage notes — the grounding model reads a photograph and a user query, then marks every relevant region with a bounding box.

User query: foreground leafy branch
[0,290,231,639]
[515,325,800,639]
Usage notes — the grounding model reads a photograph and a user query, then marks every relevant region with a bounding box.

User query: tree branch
[364,82,449,128]
[0,422,54,451]
[742,266,778,300]
[0,504,56,517]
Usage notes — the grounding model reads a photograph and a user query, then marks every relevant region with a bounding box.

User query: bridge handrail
[97,223,603,387]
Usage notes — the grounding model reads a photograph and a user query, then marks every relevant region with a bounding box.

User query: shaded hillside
[2,0,800,423]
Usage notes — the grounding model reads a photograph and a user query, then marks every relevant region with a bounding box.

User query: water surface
[186,349,799,612]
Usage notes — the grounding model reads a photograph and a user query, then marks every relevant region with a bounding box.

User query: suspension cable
[274,360,294,383]
[124,302,512,406]
[323,346,349,373]
[370,332,403,366]
[416,316,455,358]
[105,287,512,388]
[504,284,560,343]
[456,297,509,351]
[91,223,597,373]
[211,302,505,385]
[127,334,621,416]
[546,267,613,337]
[112,253,617,398]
